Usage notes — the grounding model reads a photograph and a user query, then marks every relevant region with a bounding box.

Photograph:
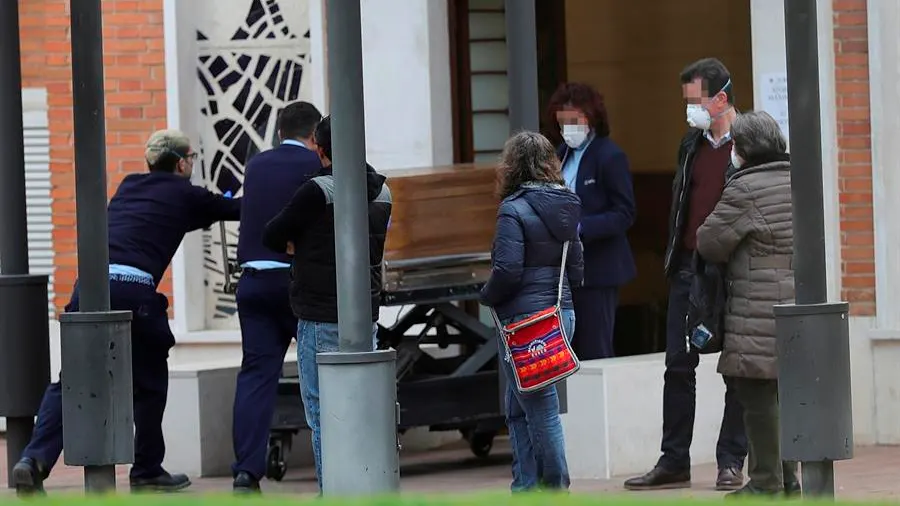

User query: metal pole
[0,0,46,489]
[327,0,372,354]
[784,0,828,306]
[783,0,837,498]
[0,0,29,274]
[505,0,540,133]
[317,0,399,496]
[69,0,116,492]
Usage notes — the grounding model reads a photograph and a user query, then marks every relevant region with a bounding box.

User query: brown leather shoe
[624,466,691,490]
[716,467,744,491]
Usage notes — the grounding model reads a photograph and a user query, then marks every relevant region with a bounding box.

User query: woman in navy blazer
[547,82,637,360]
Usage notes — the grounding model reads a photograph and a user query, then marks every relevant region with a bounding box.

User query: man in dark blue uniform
[231,101,323,493]
[11,130,241,496]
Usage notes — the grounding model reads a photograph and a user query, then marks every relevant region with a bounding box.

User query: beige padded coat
[696,158,794,379]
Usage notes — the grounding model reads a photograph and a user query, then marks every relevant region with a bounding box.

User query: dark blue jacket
[107,171,241,286]
[237,143,322,264]
[479,183,585,321]
[558,135,636,287]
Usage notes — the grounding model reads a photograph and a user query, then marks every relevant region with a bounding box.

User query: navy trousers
[657,258,747,472]
[231,269,296,480]
[22,280,173,480]
[571,286,619,360]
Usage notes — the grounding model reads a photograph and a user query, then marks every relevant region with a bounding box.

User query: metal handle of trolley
[220,190,241,295]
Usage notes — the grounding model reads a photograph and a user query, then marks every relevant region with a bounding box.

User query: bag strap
[556,241,570,307]
[489,240,569,331]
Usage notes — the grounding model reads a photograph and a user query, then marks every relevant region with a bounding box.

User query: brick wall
[17,0,171,316]
[833,0,876,316]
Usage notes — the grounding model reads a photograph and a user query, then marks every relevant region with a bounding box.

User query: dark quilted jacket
[479,182,585,321]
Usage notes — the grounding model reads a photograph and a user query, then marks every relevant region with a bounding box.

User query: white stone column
[749,0,842,303]
[308,0,329,112]
[867,0,900,333]
[354,0,454,170]
[749,0,884,444]
[164,0,207,333]
[865,0,900,444]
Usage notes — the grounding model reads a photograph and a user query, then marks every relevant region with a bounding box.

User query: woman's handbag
[490,241,580,393]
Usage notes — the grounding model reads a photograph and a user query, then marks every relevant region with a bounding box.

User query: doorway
[450,0,754,357]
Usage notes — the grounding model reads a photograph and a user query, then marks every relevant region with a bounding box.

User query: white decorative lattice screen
[194,0,313,329]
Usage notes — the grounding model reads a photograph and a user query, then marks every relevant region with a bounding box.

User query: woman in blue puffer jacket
[480,131,585,492]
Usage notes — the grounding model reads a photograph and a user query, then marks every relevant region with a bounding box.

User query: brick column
[833,0,876,316]
[17,0,170,316]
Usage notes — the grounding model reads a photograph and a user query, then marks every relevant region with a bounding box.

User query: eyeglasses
[183,152,199,161]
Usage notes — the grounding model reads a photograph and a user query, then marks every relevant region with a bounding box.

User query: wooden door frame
[447,0,567,162]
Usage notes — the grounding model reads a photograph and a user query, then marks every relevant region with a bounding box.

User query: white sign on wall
[759,72,790,142]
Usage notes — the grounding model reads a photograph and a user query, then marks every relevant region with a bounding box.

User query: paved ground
[1,436,898,499]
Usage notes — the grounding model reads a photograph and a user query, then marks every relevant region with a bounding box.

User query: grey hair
[731,110,787,161]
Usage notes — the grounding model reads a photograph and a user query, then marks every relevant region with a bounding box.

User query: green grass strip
[17,492,893,506]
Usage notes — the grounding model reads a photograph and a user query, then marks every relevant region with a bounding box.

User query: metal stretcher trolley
[265,252,504,481]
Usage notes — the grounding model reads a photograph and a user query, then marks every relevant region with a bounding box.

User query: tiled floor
[1,436,898,499]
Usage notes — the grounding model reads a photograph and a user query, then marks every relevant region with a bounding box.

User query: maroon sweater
[682,138,732,251]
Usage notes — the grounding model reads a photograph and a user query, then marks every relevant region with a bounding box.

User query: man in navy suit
[231,101,323,493]
[12,130,241,496]
[548,82,636,361]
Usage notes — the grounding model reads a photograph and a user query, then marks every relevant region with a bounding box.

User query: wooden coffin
[384,163,499,261]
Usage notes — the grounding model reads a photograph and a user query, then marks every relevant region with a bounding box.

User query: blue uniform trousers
[22,280,173,479]
[571,286,619,360]
[231,269,296,479]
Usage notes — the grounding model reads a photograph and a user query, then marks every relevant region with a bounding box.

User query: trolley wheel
[468,431,495,459]
[266,443,288,481]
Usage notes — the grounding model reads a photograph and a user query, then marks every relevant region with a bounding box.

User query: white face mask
[730,148,742,169]
[685,78,732,130]
[686,104,712,130]
[561,124,590,148]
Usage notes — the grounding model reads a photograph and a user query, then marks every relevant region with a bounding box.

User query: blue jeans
[498,308,575,492]
[297,319,378,490]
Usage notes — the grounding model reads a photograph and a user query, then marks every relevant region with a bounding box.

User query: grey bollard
[319,349,400,495]
[775,301,853,498]
[0,275,51,487]
[0,275,51,417]
[60,310,135,466]
[775,302,853,461]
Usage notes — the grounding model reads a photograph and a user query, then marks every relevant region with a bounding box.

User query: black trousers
[657,262,748,472]
[571,286,618,360]
[23,280,172,479]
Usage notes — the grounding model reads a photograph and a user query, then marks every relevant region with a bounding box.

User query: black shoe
[725,484,780,499]
[624,466,691,490]
[130,472,192,493]
[12,457,48,497]
[784,481,802,497]
[716,467,745,491]
[233,471,261,494]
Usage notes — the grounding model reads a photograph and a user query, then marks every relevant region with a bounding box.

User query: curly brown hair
[497,131,564,199]
[546,82,611,138]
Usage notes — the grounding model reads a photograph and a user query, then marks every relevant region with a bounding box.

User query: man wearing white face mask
[625,58,748,492]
